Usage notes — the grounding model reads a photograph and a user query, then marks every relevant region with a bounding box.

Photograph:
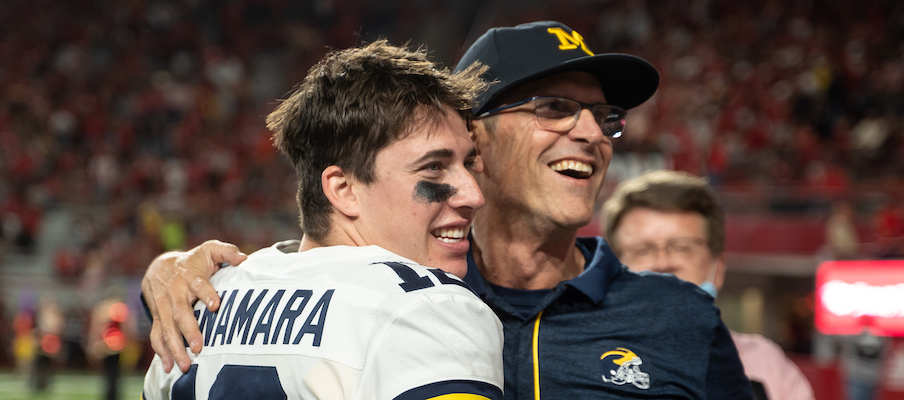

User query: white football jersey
[143,243,504,400]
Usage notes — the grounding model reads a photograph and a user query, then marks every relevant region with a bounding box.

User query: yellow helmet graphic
[600,347,640,365]
[600,347,650,389]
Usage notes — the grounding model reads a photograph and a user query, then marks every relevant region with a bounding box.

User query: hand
[141,240,247,373]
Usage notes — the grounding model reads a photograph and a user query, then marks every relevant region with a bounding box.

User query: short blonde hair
[603,170,725,256]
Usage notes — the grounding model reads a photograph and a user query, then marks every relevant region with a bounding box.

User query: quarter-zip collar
[464,236,624,310]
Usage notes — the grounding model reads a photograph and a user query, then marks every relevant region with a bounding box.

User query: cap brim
[477,53,659,114]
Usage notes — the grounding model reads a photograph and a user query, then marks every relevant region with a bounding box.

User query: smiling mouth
[432,227,467,243]
[549,160,593,179]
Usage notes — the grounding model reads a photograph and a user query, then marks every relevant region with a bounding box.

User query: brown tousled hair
[267,40,487,241]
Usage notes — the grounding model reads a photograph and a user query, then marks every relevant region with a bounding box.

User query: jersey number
[172,364,287,399]
[382,262,472,293]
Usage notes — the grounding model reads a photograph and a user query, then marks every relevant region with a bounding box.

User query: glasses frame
[618,237,710,265]
[476,96,627,138]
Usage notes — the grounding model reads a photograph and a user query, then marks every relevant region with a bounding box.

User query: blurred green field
[0,371,144,400]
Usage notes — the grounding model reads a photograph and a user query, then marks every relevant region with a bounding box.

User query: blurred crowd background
[1,0,904,398]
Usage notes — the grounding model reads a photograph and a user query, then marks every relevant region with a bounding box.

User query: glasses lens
[534,97,579,125]
[593,105,626,138]
[533,97,627,138]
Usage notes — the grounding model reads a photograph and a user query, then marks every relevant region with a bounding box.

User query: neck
[299,219,364,252]
[298,236,324,252]
[471,207,585,290]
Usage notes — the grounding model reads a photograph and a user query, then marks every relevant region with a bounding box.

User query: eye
[627,246,654,259]
[671,244,694,255]
[635,247,654,257]
[655,266,681,274]
[536,98,576,119]
[419,161,446,179]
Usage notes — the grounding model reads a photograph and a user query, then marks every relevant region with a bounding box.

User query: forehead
[376,107,471,161]
[617,208,707,241]
[402,107,468,143]
[496,71,606,104]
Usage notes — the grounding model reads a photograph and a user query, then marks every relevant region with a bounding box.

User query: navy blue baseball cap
[455,21,659,114]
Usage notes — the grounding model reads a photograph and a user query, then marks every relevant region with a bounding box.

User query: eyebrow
[412,148,454,165]
[410,147,478,167]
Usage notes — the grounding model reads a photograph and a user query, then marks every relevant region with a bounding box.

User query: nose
[568,108,606,145]
[647,247,680,271]
[448,170,484,211]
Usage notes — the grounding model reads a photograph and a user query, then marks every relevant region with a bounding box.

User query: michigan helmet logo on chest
[600,347,650,389]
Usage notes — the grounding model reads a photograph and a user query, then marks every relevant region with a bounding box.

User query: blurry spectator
[159,217,186,252]
[0,296,10,366]
[12,309,35,376]
[53,246,81,279]
[840,324,890,400]
[825,200,860,259]
[603,170,816,400]
[87,291,134,400]
[874,200,904,258]
[32,295,65,393]
[851,110,890,162]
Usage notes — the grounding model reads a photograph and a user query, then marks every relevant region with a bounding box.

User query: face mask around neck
[698,281,718,299]
[698,264,719,299]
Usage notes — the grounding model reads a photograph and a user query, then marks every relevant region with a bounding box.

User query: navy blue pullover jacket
[463,236,753,399]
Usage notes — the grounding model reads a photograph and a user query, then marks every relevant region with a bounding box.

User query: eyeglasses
[618,237,709,265]
[476,96,627,138]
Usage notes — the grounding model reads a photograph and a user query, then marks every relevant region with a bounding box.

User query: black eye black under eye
[414,181,457,203]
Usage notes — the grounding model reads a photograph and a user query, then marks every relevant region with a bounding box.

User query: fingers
[171,300,203,365]
[200,240,248,271]
[143,250,202,373]
[149,322,174,373]
[206,240,248,267]
[189,240,247,312]
[142,240,246,373]
[143,253,180,373]
[148,280,194,373]
[142,252,180,318]
[191,275,222,312]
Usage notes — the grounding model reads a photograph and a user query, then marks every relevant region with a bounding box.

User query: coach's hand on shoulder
[141,240,247,374]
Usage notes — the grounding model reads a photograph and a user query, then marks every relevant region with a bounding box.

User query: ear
[468,121,488,174]
[469,119,487,143]
[712,254,727,292]
[322,165,360,218]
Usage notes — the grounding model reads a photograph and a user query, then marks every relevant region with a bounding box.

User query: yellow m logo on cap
[547,28,594,56]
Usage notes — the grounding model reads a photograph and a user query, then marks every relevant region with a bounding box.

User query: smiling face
[472,71,612,230]
[352,107,484,278]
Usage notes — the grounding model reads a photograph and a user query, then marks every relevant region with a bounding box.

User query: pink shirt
[731,331,816,400]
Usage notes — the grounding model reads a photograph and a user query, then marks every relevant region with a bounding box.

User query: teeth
[549,160,593,177]
[432,227,466,243]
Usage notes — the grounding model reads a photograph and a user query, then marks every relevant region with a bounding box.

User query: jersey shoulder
[213,244,475,297]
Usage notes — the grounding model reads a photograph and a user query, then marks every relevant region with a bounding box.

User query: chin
[434,258,468,279]
[548,199,594,222]
[554,212,594,230]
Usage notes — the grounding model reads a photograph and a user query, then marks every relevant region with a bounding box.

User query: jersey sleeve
[705,319,755,399]
[361,290,504,400]
[143,353,191,400]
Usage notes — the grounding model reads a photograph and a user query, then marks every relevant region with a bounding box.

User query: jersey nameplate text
[195,288,334,348]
